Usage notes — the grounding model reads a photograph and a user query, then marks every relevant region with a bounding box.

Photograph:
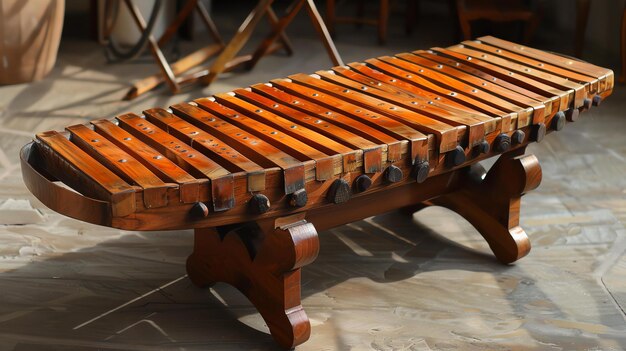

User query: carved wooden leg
[186,219,319,349]
[426,149,542,264]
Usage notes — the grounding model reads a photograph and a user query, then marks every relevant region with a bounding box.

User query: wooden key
[250,83,406,163]
[414,50,558,119]
[35,130,137,217]
[357,58,515,132]
[180,100,306,194]
[288,73,458,153]
[335,64,505,123]
[116,113,235,211]
[462,40,599,95]
[232,88,383,173]
[478,36,614,97]
[389,53,534,128]
[213,92,345,179]
[400,53,547,125]
[315,69,493,148]
[448,44,585,109]
[269,78,430,163]
[143,108,267,192]
[66,124,174,209]
[91,119,204,204]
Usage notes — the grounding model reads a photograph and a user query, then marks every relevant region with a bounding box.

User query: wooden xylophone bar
[20,36,613,348]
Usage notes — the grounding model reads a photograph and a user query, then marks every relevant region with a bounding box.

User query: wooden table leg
[200,0,275,86]
[305,0,344,66]
[424,148,542,264]
[124,0,180,94]
[618,5,626,83]
[187,218,319,349]
[575,0,590,58]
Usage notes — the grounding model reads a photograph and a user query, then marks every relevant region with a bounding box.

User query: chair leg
[187,219,320,349]
[424,148,542,264]
[378,0,389,44]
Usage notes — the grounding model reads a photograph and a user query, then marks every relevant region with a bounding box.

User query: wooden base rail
[184,147,540,348]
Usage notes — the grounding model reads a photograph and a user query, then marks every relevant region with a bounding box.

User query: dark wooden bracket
[424,148,542,264]
[186,218,319,349]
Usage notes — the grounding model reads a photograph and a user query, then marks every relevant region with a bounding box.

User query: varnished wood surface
[21,38,614,232]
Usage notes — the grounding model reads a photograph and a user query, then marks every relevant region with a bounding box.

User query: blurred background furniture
[455,0,540,44]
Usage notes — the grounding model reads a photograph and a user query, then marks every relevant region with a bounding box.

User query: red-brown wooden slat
[220,90,369,174]
[35,130,136,217]
[213,92,346,178]
[356,58,516,132]
[461,40,598,94]
[172,102,306,194]
[66,124,173,209]
[116,113,235,211]
[431,47,571,112]
[478,35,614,95]
[91,119,203,204]
[398,53,548,125]
[334,64,505,122]
[315,68,492,147]
[446,45,585,108]
[288,73,459,153]
[389,53,535,128]
[250,83,406,163]
[268,78,430,162]
[143,108,267,192]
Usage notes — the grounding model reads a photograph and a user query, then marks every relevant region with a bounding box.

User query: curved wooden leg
[426,150,542,264]
[187,219,319,349]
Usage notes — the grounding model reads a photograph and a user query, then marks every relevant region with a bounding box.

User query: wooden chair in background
[455,0,540,44]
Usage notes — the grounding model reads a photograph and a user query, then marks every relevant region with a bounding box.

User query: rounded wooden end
[531,123,546,142]
[354,174,372,192]
[413,160,430,183]
[385,165,403,183]
[494,133,511,153]
[592,94,602,107]
[190,202,209,218]
[289,189,308,208]
[511,130,525,145]
[327,179,351,204]
[583,97,592,110]
[552,111,566,131]
[565,108,579,122]
[477,140,490,154]
[446,146,466,167]
[249,193,271,214]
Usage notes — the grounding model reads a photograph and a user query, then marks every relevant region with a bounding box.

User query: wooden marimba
[20,36,613,349]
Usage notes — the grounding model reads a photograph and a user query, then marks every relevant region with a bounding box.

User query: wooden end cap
[384,165,403,183]
[565,108,579,122]
[531,123,546,142]
[354,174,372,192]
[552,111,566,131]
[445,146,466,168]
[511,130,525,145]
[592,94,602,107]
[327,179,351,204]
[190,202,209,219]
[494,133,511,153]
[413,160,430,183]
[477,140,490,154]
[289,189,308,208]
[249,194,271,214]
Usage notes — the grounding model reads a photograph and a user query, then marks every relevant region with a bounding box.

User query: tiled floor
[0,5,625,350]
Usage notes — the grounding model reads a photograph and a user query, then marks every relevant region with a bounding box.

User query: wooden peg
[531,123,546,142]
[565,108,579,122]
[494,134,511,153]
[446,146,466,168]
[477,140,490,154]
[249,194,271,214]
[354,174,372,192]
[413,160,430,183]
[327,179,351,204]
[511,130,525,145]
[583,97,592,110]
[289,189,308,208]
[384,165,403,183]
[190,202,209,218]
[592,94,602,107]
[552,111,566,131]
